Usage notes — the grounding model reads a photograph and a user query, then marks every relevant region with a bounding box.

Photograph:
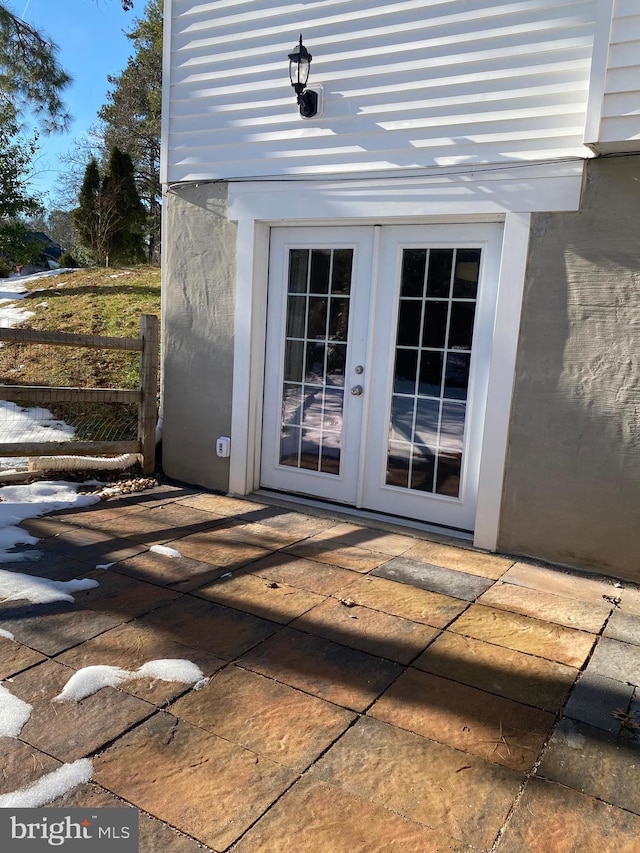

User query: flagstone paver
[402,539,513,579]
[585,636,640,687]
[73,502,224,546]
[193,573,325,624]
[167,530,271,569]
[170,664,355,770]
[9,659,156,762]
[0,553,91,581]
[414,630,578,712]
[196,520,308,550]
[478,581,612,633]
[55,621,225,706]
[177,493,272,516]
[0,739,61,795]
[246,552,361,596]
[620,585,640,616]
[238,626,402,711]
[111,549,226,587]
[496,777,640,853]
[233,776,466,853]
[448,604,596,667]
[603,609,640,646]
[136,596,281,661]
[284,540,392,573]
[372,556,493,601]
[500,561,617,604]
[0,634,45,678]
[537,718,640,815]
[71,569,180,619]
[290,596,439,664]
[312,716,522,849]
[332,574,467,628]
[93,712,296,851]
[0,601,122,656]
[233,506,337,537]
[369,667,555,772]
[36,526,146,565]
[50,782,210,853]
[563,670,635,733]
[302,523,418,556]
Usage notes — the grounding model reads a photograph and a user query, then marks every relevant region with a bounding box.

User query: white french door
[261,223,502,531]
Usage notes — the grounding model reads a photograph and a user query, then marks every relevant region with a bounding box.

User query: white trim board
[228,161,585,222]
[227,162,585,551]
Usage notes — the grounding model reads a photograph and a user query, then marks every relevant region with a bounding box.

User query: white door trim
[227,164,584,549]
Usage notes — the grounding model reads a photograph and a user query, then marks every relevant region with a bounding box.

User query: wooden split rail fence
[0,314,159,475]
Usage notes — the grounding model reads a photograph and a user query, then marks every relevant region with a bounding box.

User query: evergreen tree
[0,101,42,270]
[0,103,40,219]
[73,147,145,267]
[73,156,101,259]
[0,2,135,131]
[104,145,146,265]
[0,6,70,132]
[99,0,162,262]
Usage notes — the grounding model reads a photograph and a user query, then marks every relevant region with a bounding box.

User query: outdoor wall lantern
[288,34,318,118]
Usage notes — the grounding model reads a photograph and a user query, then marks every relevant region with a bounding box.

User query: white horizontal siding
[596,0,640,148]
[164,0,597,182]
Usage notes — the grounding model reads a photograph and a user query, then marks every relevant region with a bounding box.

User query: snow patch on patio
[0,627,14,640]
[0,759,93,808]
[149,543,182,558]
[54,659,207,702]
[0,480,101,562]
[0,569,99,604]
[0,684,33,737]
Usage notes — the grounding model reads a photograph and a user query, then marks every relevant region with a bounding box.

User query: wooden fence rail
[0,314,159,475]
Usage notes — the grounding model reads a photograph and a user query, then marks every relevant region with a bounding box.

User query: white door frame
[227,162,585,550]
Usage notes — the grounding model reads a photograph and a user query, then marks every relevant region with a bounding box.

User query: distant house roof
[25,231,63,261]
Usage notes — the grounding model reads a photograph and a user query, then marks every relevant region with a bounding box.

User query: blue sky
[15,0,138,206]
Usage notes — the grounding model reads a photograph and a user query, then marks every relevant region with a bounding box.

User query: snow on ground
[0,269,78,470]
[150,544,182,558]
[0,480,101,563]
[0,401,75,472]
[0,759,93,808]
[0,627,14,640]
[54,659,208,702]
[0,570,99,604]
[0,684,33,737]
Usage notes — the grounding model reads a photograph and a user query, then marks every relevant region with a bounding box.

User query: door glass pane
[453,249,481,298]
[400,249,427,297]
[279,248,353,474]
[288,249,309,293]
[426,249,454,297]
[331,249,353,294]
[310,249,331,293]
[397,300,422,347]
[386,247,481,498]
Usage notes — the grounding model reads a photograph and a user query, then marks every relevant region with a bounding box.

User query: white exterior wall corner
[164,0,599,183]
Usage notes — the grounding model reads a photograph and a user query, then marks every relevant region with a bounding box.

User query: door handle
[351,385,363,396]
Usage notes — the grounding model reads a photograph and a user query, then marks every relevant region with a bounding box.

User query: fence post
[138,314,159,475]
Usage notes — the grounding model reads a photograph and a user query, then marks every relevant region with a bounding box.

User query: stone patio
[1,481,640,852]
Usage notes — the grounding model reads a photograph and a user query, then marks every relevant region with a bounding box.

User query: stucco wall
[499,155,640,580]
[162,182,236,490]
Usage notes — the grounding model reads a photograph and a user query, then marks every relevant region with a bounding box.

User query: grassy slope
[0,266,161,442]
[0,266,161,388]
